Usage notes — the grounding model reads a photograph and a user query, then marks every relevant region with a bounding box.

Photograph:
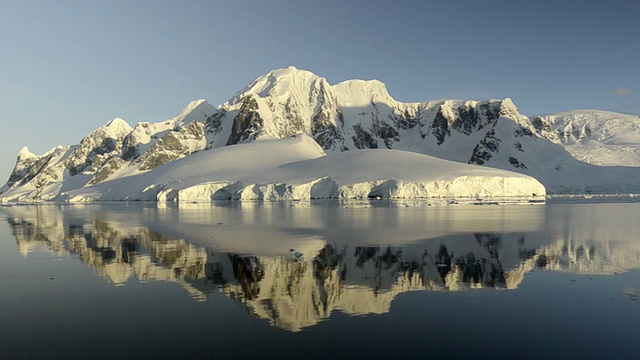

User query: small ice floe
[623,287,638,301]
[289,248,303,259]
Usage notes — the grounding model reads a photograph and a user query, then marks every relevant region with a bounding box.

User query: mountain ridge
[530,109,640,167]
[2,66,640,201]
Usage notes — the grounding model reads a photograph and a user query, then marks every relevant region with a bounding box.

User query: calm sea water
[1,201,639,359]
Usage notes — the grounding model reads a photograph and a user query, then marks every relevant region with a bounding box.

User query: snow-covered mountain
[2,66,640,201]
[530,110,640,167]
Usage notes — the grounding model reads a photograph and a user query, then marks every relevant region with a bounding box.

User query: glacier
[2,135,544,203]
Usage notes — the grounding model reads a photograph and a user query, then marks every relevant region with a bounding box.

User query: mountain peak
[102,117,134,139]
[271,65,310,76]
[105,117,130,128]
[17,146,36,161]
[227,66,324,105]
[542,109,640,119]
[501,97,517,109]
[226,67,398,109]
[171,99,216,127]
[332,78,394,106]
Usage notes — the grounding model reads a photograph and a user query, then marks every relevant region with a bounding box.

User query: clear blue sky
[1,0,639,182]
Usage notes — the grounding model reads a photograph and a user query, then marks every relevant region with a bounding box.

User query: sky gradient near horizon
[1,0,639,182]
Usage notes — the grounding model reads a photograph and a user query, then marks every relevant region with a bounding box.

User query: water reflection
[3,202,640,332]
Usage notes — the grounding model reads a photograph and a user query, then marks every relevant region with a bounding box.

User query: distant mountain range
[531,110,640,167]
[2,66,640,202]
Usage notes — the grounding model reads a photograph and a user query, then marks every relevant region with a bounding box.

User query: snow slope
[27,134,543,202]
[531,110,640,167]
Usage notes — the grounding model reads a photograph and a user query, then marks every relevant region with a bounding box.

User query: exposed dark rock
[431,107,451,145]
[479,102,500,124]
[67,137,120,176]
[138,122,205,171]
[514,126,534,138]
[280,97,305,137]
[531,116,552,133]
[509,156,528,169]
[11,153,56,187]
[205,110,226,135]
[391,109,418,130]
[121,144,139,162]
[452,105,479,135]
[227,96,263,145]
[469,129,500,165]
[311,110,344,150]
[514,142,524,152]
[372,120,399,149]
[352,124,378,149]
[88,157,127,185]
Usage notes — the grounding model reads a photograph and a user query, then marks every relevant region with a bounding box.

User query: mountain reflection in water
[3,202,640,332]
